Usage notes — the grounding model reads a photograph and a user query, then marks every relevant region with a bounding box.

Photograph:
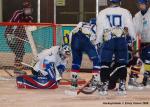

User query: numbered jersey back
[101,6,131,29]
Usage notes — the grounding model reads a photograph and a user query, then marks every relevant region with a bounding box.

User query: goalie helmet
[109,0,122,3]
[59,45,71,58]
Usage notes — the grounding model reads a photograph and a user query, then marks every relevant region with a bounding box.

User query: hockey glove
[57,64,65,76]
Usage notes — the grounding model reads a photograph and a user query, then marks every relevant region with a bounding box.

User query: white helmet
[59,45,71,57]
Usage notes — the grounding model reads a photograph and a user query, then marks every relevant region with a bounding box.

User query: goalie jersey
[16,46,67,89]
[33,46,67,75]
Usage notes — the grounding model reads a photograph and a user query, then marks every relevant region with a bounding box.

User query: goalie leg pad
[16,75,58,89]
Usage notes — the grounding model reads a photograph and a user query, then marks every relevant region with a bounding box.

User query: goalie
[16,45,71,89]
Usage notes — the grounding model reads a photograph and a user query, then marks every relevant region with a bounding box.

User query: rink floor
[0,70,150,107]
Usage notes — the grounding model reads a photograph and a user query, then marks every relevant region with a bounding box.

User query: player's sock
[71,71,78,89]
[90,70,100,87]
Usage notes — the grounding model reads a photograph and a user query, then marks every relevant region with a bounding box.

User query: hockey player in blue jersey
[65,19,100,89]
[96,0,136,95]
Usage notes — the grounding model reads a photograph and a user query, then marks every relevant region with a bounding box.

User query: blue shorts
[100,37,128,64]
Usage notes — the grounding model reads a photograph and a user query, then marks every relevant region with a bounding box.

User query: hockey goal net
[0,23,92,80]
[0,22,63,79]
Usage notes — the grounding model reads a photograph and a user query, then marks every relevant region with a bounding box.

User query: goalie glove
[57,64,66,76]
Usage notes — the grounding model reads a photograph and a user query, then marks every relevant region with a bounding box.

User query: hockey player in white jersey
[133,0,150,88]
[33,45,71,80]
[64,19,100,89]
[96,0,136,95]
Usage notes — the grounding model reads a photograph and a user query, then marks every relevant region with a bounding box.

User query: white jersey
[96,6,136,44]
[69,22,96,44]
[34,46,66,73]
[133,8,150,43]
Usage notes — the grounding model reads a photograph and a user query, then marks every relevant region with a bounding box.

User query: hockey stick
[79,66,121,95]
[64,77,93,96]
[0,65,14,78]
[3,69,14,77]
[21,62,33,69]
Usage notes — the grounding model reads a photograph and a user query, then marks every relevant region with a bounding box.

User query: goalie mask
[59,45,71,59]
